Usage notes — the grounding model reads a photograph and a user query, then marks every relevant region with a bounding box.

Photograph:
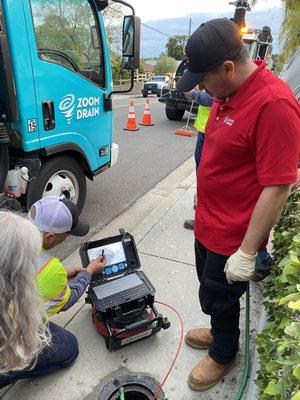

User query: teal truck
[0,0,140,211]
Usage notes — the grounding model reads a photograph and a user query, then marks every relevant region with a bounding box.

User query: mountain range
[141,8,284,57]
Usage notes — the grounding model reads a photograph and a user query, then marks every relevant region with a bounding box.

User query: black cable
[107,5,177,40]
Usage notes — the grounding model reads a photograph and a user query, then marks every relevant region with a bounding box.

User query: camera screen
[87,242,126,276]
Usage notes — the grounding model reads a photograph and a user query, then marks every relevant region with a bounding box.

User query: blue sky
[140,8,284,57]
[128,1,284,57]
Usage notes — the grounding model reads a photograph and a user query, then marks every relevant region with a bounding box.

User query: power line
[108,5,176,39]
[140,22,173,38]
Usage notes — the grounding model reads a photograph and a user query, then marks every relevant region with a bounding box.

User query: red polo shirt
[195,62,300,256]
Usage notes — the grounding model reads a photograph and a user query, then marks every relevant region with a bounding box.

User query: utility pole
[188,18,192,37]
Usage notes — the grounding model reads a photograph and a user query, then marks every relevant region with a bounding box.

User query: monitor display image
[87,241,126,272]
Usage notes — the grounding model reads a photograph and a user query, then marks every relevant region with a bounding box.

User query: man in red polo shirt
[177,18,300,391]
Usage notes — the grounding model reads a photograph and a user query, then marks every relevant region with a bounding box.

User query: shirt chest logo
[223,116,235,126]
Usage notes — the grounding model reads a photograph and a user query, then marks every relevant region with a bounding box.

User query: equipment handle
[42,101,55,131]
[114,304,162,335]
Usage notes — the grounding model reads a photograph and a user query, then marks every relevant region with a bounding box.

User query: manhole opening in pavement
[99,375,166,400]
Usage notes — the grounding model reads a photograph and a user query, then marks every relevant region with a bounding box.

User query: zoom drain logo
[59,94,100,125]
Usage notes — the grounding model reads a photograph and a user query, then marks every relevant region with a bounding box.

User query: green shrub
[256,189,300,400]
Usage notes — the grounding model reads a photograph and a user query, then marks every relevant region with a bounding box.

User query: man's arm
[241,184,291,255]
[225,184,292,283]
[60,270,92,311]
[59,256,106,312]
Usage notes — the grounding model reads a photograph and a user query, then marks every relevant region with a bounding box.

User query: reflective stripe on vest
[36,252,71,315]
[194,105,212,133]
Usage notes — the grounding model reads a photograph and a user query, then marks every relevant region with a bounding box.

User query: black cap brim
[69,216,90,237]
[176,70,205,92]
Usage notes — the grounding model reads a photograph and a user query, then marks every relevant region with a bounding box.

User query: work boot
[185,328,212,350]
[188,354,236,391]
[184,219,195,230]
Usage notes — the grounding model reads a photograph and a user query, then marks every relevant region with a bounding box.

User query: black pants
[0,322,79,388]
[195,240,247,365]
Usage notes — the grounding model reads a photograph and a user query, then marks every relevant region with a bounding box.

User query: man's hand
[185,90,194,101]
[65,265,83,278]
[224,248,257,284]
[86,256,106,275]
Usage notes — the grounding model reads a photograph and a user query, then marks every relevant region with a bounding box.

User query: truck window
[30,0,105,87]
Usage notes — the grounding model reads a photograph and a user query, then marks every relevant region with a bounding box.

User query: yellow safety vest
[194,105,212,133]
[36,252,71,316]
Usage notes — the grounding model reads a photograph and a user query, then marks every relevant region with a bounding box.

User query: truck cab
[141,75,170,98]
[0,0,140,211]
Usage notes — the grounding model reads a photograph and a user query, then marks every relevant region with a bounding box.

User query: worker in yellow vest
[29,196,106,315]
[184,86,213,230]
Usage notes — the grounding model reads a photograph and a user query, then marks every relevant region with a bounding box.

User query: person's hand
[291,171,300,191]
[185,90,193,101]
[86,256,106,275]
[65,265,83,278]
[224,248,257,284]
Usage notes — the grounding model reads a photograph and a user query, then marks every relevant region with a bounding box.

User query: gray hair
[0,211,50,374]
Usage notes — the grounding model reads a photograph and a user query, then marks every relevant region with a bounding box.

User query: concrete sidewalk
[1,158,263,400]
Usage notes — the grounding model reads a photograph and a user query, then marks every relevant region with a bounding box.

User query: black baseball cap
[61,198,90,237]
[177,18,243,92]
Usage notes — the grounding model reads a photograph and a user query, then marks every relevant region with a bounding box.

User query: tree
[279,0,300,62]
[153,53,177,75]
[166,35,189,60]
[111,53,131,82]
[138,59,146,74]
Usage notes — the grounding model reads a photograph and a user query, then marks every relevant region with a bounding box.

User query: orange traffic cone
[124,101,139,131]
[140,99,154,126]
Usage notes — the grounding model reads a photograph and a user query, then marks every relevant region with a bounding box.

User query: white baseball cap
[29,196,90,236]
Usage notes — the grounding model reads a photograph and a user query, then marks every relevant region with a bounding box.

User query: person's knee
[60,330,79,367]
[199,278,245,316]
[48,322,79,367]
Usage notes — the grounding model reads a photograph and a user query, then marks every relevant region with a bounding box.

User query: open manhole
[99,375,166,400]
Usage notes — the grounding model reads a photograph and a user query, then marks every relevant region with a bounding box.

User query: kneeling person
[29,196,106,315]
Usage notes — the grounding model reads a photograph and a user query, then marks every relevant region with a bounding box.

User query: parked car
[141,75,170,98]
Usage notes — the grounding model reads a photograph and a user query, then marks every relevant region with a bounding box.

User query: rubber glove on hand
[224,248,257,284]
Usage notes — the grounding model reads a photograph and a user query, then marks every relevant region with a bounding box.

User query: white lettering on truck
[59,94,100,124]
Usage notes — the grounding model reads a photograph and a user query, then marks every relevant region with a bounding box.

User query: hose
[235,283,250,400]
[119,387,125,400]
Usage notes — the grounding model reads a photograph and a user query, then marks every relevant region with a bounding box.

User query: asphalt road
[54,94,196,259]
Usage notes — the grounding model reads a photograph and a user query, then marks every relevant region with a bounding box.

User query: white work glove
[224,248,257,284]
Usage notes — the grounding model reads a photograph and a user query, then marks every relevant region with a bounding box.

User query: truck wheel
[143,94,147,98]
[157,93,161,97]
[26,156,86,213]
[165,107,185,121]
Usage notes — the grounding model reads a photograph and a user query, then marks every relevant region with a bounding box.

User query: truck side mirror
[122,15,140,70]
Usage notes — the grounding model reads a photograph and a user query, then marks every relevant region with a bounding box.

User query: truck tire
[26,156,86,213]
[165,107,185,121]
[143,94,147,98]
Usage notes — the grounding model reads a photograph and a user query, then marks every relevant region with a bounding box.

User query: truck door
[25,0,112,172]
